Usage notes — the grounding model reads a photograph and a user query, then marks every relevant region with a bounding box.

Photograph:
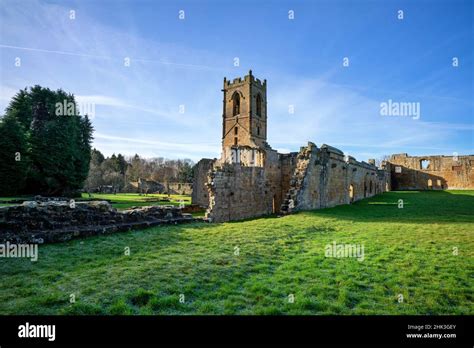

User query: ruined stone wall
[281,143,321,212]
[204,144,297,222]
[377,162,392,193]
[167,183,193,195]
[138,178,165,194]
[201,142,392,222]
[346,161,379,202]
[205,164,274,222]
[262,147,284,213]
[279,152,298,210]
[200,72,393,223]
[322,146,349,207]
[325,151,388,207]
[389,153,474,190]
[191,159,215,207]
[282,143,389,213]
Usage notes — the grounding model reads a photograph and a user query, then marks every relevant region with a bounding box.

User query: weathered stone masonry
[389,153,474,190]
[192,159,215,208]
[192,71,473,222]
[193,71,390,222]
[206,164,272,222]
[280,143,390,212]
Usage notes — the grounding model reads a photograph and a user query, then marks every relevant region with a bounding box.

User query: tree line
[84,150,194,193]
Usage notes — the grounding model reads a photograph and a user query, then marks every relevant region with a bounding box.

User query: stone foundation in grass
[0,200,196,244]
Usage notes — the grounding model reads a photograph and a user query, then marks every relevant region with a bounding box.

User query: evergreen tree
[178,161,194,182]
[4,88,32,131]
[91,148,105,166]
[116,154,128,175]
[2,86,94,196]
[0,116,28,195]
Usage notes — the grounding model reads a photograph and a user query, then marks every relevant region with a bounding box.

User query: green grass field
[0,190,472,315]
[0,193,193,210]
[0,196,29,207]
[80,193,192,210]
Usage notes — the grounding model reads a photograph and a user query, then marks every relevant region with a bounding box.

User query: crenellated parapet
[224,70,267,89]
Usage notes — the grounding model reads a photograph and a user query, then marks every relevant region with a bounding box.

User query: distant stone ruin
[125,179,193,195]
[167,182,193,195]
[137,178,165,195]
[192,71,474,222]
[0,199,195,244]
[389,153,474,190]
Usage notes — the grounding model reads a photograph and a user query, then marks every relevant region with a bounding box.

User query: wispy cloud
[266,75,472,158]
[0,44,226,71]
[1,0,472,161]
[93,132,219,160]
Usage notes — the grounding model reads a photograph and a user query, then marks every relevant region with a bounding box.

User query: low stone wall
[0,200,195,244]
[181,204,205,214]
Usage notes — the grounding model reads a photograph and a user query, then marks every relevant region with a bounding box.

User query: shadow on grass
[301,190,474,224]
[16,190,473,251]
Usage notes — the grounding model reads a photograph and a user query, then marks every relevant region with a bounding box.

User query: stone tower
[222,70,267,150]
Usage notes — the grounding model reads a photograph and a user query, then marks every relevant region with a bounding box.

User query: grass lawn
[80,193,192,210]
[0,193,193,210]
[0,196,31,207]
[0,190,472,315]
[0,197,29,201]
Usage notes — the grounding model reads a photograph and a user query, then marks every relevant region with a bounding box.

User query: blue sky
[1,0,472,162]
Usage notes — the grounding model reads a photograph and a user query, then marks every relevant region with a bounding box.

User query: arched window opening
[256,94,262,116]
[349,184,354,203]
[232,93,240,116]
[420,159,430,170]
